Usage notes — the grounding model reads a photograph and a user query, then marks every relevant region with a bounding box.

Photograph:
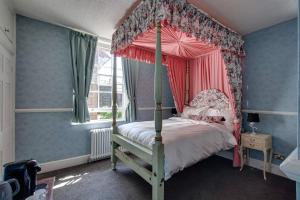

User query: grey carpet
[39,156,295,200]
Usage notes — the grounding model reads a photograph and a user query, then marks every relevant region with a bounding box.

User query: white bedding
[118,117,237,180]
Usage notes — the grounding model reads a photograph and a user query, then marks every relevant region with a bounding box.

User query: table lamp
[247,113,260,134]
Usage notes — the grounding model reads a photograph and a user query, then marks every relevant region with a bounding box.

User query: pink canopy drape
[166,57,187,113]
[189,50,240,166]
[189,50,233,100]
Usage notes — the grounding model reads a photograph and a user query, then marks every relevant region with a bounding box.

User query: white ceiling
[12,0,298,40]
[12,0,136,40]
[192,0,298,35]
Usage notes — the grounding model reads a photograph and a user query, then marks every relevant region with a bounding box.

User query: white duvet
[118,117,237,180]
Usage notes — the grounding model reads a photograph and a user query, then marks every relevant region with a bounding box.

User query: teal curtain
[122,58,138,122]
[69,31,97,123]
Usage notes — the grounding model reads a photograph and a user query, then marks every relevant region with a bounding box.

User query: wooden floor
[39,156,295,200]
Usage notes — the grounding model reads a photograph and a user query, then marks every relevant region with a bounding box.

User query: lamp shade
[171,108,177,115]
[247,113,260,123]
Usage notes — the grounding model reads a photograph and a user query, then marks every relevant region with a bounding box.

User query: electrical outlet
[273,152,285,161]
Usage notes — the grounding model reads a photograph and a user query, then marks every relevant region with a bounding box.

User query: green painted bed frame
[111,23,165,200]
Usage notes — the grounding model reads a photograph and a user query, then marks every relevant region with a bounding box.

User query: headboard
[189,89,232,113]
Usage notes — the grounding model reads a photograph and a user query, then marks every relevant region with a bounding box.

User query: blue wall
[136,61,175,121]
[243,18,298,164]
[15,15,174,163]
[16,15,297,166]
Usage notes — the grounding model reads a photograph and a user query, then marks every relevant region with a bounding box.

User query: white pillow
[206,108,221,116]
[205,108,233,131]
[181,106,209,119]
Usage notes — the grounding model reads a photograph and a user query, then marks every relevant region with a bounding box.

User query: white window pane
[100,66,112,75]
[117,93,123,107]
[94,49,111,67]
[87,92,98,109]
[116,69,123,75]
[88,44,126,121]
[98,75,111,86]
[117,77,123,84]
[90,83,98,91]
[99,85,111,92]
[117,85,123,93]
[91,73,97,83]
[117,58,122,69]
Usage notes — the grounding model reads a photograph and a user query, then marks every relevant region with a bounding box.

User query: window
[87,44,126,121]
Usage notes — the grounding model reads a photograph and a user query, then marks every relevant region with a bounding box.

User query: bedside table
[240,133,273,180]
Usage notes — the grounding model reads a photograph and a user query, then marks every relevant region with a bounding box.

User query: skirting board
[216,151,287,178]
[39,155,90,174]
[40,152,287,178]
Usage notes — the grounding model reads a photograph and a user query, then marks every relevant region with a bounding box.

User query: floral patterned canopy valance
[111,0,245,55]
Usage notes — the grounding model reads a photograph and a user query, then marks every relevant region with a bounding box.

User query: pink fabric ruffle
[189,50,241,167]
[115,46,162,64]
[166,57,187,113]
[116,26,218,59]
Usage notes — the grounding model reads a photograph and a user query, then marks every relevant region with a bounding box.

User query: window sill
[71,119,126,126]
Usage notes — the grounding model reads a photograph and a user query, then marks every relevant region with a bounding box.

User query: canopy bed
[110,1,245,199]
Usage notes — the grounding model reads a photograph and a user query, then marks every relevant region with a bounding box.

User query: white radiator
[90,128,112,162]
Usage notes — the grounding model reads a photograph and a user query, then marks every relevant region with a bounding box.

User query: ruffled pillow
[189,115,225,124]
[205,108,233,131]
[181,106,209,119]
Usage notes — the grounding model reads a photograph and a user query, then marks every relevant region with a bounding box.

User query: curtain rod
[45,20,111,43]
[64,24,111,43]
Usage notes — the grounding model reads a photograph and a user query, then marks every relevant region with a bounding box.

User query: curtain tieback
[74,93,87,100]
[128,97,136,102]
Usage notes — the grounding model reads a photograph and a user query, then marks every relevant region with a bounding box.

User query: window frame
[87,43,127,122]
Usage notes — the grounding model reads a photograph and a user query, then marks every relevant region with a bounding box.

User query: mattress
[118,117,237,180]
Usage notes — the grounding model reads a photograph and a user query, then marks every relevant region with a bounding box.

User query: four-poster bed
[110,1,245,199]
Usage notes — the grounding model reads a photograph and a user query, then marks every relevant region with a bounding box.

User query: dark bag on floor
[3,160,41,200]
[0,179,20,200]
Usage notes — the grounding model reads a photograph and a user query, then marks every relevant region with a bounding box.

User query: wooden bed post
[111,54,118,170]
[153,22,164,200]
